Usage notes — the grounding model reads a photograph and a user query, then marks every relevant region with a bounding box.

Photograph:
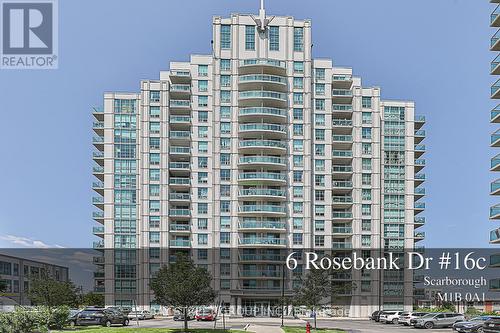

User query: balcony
[492,129,500,147]
[169,192,190,201]
[169,146,190,155]
[239,140,287,154]
[169,162,190,172]
[492,30,500,51]
[238,107,287,122]
[333,165,353,175]
[332,119,353,127]
[92,211,104,221]
[238,188,286,200]
[414,216,425,227]
[332,196,353,208]
[239,204,286,216]
[332,211,353,221]
[239,58,286,75]
[93,256,104,264]
[170,131,191,141]
[415,159,426,172]
[169,224,191,232]
[415,115,425,129]
[92,196,104,209]
[92,106,104,121]
[93,121,104,136]
[415,130,425,144]
[490,254,500,267]
[332,135,353,149]
[331,89,353,104]
[238,74,287,92]
[492,105,500,123]
[332,181,353,191]
[332,104,353,117]
[93,241,104,250]
[414,187,425,199]
[490,278,500,291]
[239,254,283,262]
[332,150,353,162]
[414,232,425,241]
[494,79,500,100]
[238,172,286,185]
[169,99,191,110]
[170,84,191,97]
[239,123,287,138]
[332,242,352,249]
[491,179,500,195]
[240,270,281,278]
[332,75,353,89]
[239,237,286,247]
[170,70,191,83]
[169,177,190,187]
[92,151,104,166]
[93,226,104,237]
[169,209,190,217]
[414,173,426,186]
[414,144,426,158]
[169,115,191,125]
[490,228,500,244]
[92,181,104,195]
[490,204,500,219]
[239,221,286,231]
[491,153,500,171]
[414,202,425,213]
[492,5,500,27]
[238,156,286,169]
[92,136,104,150]
[332,227,353,235]
[239,91,287,107]
[170,239,191,247]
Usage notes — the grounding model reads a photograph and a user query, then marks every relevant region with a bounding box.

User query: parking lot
[121,317,454,333]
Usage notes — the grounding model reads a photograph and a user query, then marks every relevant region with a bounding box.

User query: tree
[82,292,104,307]
[149,255,215,331]
[27,274,80,308]
[294,268,331,329]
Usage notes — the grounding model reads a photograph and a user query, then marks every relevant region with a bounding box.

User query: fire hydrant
[306,321,311,333]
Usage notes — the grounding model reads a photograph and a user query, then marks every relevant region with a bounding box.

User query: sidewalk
[247,325,285,333]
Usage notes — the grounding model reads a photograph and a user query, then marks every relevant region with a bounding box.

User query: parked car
[453,316,495,332]
[196,308,216,321]
[483,316,500,333]
[398,311,428,326]
[128,310,154,320]
[76,307,129,327]
[67,309,80,327]
[379,311,403,324]
[373,311,386,322]
[370,310,381,321]
[413,312,465,329]
[173,312,194,321]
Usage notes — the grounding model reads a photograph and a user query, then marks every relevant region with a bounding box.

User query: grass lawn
[53,328,247,333]
[283,326,345,333]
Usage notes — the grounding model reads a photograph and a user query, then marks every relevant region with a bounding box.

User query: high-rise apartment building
[490,0,500,296]
[91,4,426,317]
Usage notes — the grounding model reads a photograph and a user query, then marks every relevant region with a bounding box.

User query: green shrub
[0,306,70,333]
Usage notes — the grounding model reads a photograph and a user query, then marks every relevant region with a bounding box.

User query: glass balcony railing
[493,54,500,74]
[239,74,287,84]
[332,104,353,111]
[239,140,286,149]
[415,187,426,195]
[415,115,426,122]
[239,107,286,117]
[332,89,353,97]
[170,131,190,138]
[333,135,353,142]
[240,205,286,213]
[492,130,500,145]
[490,228,500,242]
[169,224,190,231]
[92,136,104,143]
[414,232,425,238]
[240,270,281,278]
[93,121,104,129]
[332,242,352,249]
[239,221,286,229]
[415,130,426,136]
[492,30,500,49]
[169,162,190,169]
[92,107,104,113]
[492,106,500,123]
[92,196,104,204]
[414,216,426,224]
[491,180,500,193]
[332,119,353,126]
[240,238,286,246]
[492,154,500,170]
[169,193,190,201]
[493,78,500,97]
[93,211,104,219]
[93,226,104,234]
[92,181,104,188]
[170,146,190,154]
[333,181,353,188]
[93,241,104,249]
[333,75,352,81]
[239,123,287,133]
[239,156,285,165]
[171,70,191,77]
[169,209,190,216]
[170,239,190,247]
[492,5,500,25]
[238,172,286,181]
[332,150,353,158]
[332,227,353,234]
[93,166,104,173]
[239,189,286,197]
[332,212,353,219]
[170,84,191,92]
[333,165,353,173]
[240,254,283,261]
[93,151,104,158]
[490,205,500,218]
[170,100,190,108]
[415,159,426,166]
[332,196,353,204]
[415,173,426,180]
[414,144,426,151]
[169,177,190,185]
[239,91,287,101]
[490,278,500,290]
[170,116,191,123]
[240,58,286,69]
[415,202,425,209]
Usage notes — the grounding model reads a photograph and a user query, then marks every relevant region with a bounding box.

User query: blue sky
[0,0,495,248]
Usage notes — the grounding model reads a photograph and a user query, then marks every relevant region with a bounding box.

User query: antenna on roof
[258,0,266,32]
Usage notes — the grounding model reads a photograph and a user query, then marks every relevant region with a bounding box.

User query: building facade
[91,5,426,317]
[0,253,69,306]
[490,0,500,297]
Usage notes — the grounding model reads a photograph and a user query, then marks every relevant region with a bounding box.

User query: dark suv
[484,317,500,333]
[76,308,129,327]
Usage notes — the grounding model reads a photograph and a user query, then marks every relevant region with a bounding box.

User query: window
[220,263,231,276]
[220,106,231,119]
[293,61,304,73]
[198,203,208,214]
[315,114,325,126]
[293,202,303,214]
[220,25,231,50]
[221,280,230,290]
[362,158,372,171]
[293,233,303,245]
[315,160,325,172]
[315,83,325,95]
[245,25,255,50]
[198,65,208,77]
[315,190,325,201]
[362,204,371,216]
[315,99,325,110]
[362,143,372,155]
[149,232,160,244]
[362,127,372,140]
[198,96,208,107]
[293,155,303,167]
[221,90,231,103]
[220,200,230,213]
[269,26,279,51]
[150,91,160,102]
[362,112,372,124]
[0,262,11,275]
[198,234,208,245]
[220,232,230,244]
[362,173,372,186]
[362,189,372,201]
[315,68,325,81]
[293,171,303,182]
[362,96,372,108]
[220,153,230,166]
[293,186,303,198]
[293,27,304,51]
[149,137,160,150]
[150,122,160,134]
[315,235,325,247]
[362,219,371,231]
[220,59,231,71]
[198,187,208,199]
[149,106,160,118]
[315,129,325,141]
[149,201,160,213]
[293,124,303,135]
[220,169,231,181]
[293,139,304,152]
[361,281,371,292]
[220,184,230,197]
[315,144,325,156]
[198,218,208,230]
[220,216,231,229]
[315,205,325,216]
[198,156,208,168]
[149,248,160,259]
[149,184,160,197]
[293,93,303,105]
[198,249,208,260]
[220,75,231,88]
[220,122,231,134]
[198,141,208,153]
[149,169,160,181]
[198,80,208,92]
[293,108,303,120]
[293,218,303,230]
[293,77,303,89]
[149,153,160,165]
[220,138,230,150]
[361,235,372,247]
[198,126,208,138]
[198,111,208,123]
[220,248,231,259]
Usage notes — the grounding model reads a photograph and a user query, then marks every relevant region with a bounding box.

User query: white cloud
[0,234,64,248]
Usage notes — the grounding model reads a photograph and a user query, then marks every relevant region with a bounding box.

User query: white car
[127,310,154,320]
[398,311,428,326]
[379,311,403,324]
